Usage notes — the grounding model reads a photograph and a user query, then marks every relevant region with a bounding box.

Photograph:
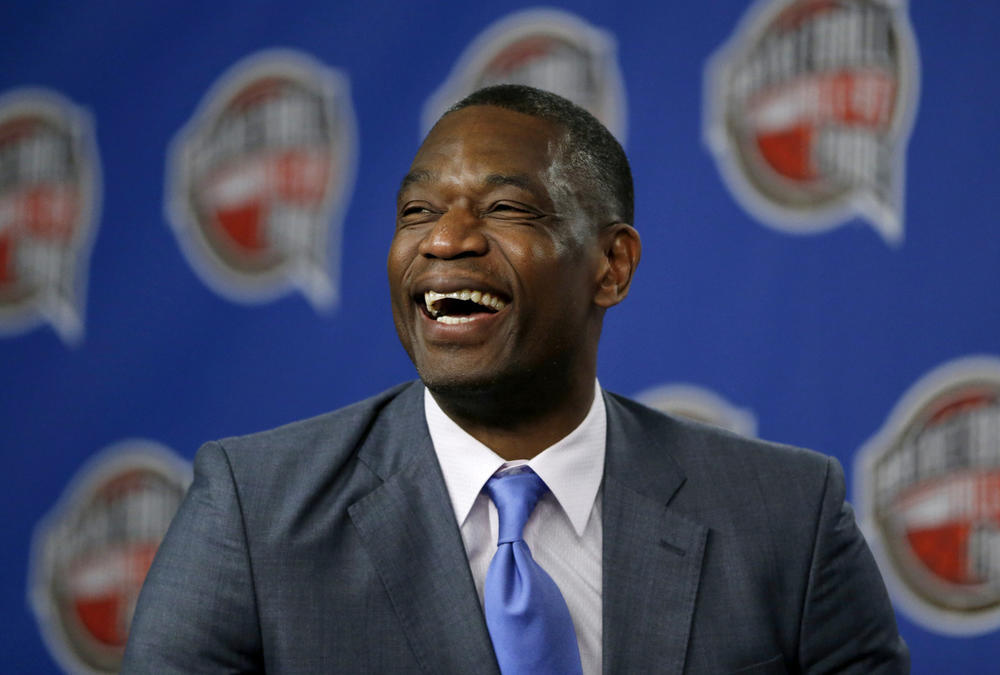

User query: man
[124,84,908,673]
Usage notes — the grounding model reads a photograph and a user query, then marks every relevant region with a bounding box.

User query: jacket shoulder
[605,391,830,474]
[217,381,416,458]
[202,381,422,503]
[603,390,837,525]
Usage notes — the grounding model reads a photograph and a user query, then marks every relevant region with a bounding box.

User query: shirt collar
[425,381,606,537]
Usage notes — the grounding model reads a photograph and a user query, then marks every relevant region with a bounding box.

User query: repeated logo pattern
[422,8,627,142]
[634,383,758,437]
[0,89,100,344]
[857,356,1000,635]
[166,50,357,309]
[704,0,919,244]
[12,3,994,668]
[30,440,190,673]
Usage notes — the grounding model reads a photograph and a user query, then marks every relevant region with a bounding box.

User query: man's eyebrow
[483,173,535,191]
[397,171,540,202]
[397,169,432,202]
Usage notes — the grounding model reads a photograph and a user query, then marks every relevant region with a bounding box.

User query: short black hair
[445,84,634,226]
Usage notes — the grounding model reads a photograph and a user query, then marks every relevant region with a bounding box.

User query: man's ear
[594,223,641,308]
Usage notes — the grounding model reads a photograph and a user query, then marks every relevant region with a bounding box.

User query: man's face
[388,105,605,395]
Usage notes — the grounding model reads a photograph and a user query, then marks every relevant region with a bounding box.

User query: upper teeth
[424,289,507,319]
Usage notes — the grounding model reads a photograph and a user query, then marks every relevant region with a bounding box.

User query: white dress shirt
[424,383,605,675]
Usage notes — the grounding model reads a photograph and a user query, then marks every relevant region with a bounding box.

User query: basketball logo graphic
[423,9,627,142]
[30,440,190,673]
[167,50,357,309]
[634,383,758,437]
[857,356,1000,635]
[705,0,919,244]
[0,88,100,344]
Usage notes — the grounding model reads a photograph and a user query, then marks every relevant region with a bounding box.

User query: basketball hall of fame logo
[634,383,758,438]
[166,49,357,309]
[856,356,1000,635]
[0,88,100,344]
[422,8,627,142]
[29,440,191,673]
[704,0,919,245]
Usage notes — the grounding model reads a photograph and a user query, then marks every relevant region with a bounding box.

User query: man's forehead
[396,105,573,204]
[397,169,545,202]
[400,168,538,189]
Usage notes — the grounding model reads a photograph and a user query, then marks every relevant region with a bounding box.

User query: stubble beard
[418,339,592,431]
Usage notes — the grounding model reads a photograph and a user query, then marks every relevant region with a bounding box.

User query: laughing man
[124,84,908,674]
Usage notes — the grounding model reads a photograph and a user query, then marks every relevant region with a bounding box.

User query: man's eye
[488,202,538,218]
[401,205,432,217]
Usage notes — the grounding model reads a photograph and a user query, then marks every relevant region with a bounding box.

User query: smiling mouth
[422,289,508,325]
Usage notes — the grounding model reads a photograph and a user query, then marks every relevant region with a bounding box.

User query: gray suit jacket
[123,382,908,674]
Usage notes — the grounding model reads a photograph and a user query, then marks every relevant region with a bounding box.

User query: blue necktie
[483,469,583,675]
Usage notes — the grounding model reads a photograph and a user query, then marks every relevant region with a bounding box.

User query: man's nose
[417,208,489,259]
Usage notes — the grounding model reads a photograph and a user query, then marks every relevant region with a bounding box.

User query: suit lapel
[602,392,708,675]
[348,384,500,675]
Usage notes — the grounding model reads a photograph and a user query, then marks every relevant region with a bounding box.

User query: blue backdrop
[2,1,998,672]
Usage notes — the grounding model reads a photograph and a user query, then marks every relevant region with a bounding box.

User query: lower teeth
[437,316,474,324]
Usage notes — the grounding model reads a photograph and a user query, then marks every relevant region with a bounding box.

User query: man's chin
[418,369,499,399]
[416,357,534,405]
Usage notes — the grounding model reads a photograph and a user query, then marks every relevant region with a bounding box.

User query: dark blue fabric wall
[2,2,997,672]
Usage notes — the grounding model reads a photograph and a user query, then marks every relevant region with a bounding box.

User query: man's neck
[428,372,597,461]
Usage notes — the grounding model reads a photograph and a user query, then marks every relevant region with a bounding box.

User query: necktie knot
[486,469,548,545]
